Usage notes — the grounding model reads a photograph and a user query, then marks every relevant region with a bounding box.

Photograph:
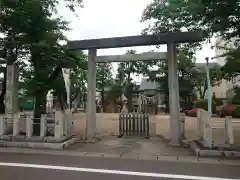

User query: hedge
[232,105,240,118]
[194,99,217,113]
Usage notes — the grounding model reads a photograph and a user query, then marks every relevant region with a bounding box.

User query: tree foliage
[142,0,240,41]
[144,48,197,111]
[141,0,239,102]
[193,64,222,99]
[116,50,146,112]
[0,0,84,134]
[96,63,114,112]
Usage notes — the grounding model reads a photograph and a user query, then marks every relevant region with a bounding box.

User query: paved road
[0,153,239,180]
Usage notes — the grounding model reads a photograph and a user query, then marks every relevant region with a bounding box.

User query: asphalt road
[0,153,239,180]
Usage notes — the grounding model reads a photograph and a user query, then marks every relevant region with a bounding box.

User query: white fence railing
[0,110,76,141]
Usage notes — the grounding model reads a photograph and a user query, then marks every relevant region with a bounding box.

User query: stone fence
[0,110,76,142]
[197,109,240,148]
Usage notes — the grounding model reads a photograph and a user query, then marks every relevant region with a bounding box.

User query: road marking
[0,162,238,180]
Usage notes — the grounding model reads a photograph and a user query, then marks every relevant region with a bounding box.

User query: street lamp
[205,57,213,114]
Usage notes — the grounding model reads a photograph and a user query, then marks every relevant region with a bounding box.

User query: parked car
[216,105,236,117]
[187,108,202,117]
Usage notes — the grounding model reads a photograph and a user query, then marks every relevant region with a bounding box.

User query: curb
[0,147,240,166]
[189,140,240,158]
[0,138,78,150]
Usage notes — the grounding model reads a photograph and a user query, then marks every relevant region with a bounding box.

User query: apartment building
[214,37,239,99]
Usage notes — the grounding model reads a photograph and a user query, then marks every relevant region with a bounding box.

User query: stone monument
[5,64,19,128]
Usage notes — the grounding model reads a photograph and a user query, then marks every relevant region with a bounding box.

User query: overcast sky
[58,0,216,64]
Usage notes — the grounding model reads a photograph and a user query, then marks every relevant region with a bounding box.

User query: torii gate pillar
[86,49,97,140]
[167,43,181,146]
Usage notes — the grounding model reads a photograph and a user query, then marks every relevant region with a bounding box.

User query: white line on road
[0,162,238,180]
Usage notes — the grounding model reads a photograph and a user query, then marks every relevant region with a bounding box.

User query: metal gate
[119,113,149,138]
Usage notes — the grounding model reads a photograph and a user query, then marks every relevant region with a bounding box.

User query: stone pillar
[26,115,33,138]
[13,114,19,136]
[5,65,19,124]
[180,113,185,139]
[40,114,47,137]
[167,43,181,146]
[202,110,212,148]
[86,49,97,140]
[0,115,5,135]
[54,110,64,139]
[197,110,203,140]
[225,116,234,145]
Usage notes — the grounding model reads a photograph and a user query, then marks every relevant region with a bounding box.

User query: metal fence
[119,113,149,138]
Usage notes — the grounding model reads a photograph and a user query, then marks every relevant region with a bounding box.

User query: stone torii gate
[68,32,203,145]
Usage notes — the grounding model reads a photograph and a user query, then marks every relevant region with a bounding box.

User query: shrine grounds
[73,113,240,147]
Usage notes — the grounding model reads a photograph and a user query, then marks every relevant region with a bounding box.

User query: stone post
[167,43,181,146]
[13,113,19,136]
[225,116,234,145]
[64,109,75,136]
[5,64,19,128]
[54,110,64,139]
[86,49,97,140]
[40,114,47,138]
[197,110,202,139]
[26,115,33,138]
[202,110,212,148]
[0,115,5,135]
[180,113,185,139]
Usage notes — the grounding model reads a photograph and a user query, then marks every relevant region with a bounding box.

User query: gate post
[167,43,181,146]
[225,116,234,145]
[86,49,97,140]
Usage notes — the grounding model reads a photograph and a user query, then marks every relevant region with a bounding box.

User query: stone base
[1,135,74,143]
[0,137,78,150]
[189,140,240,158]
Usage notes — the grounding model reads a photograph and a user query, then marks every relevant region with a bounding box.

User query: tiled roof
[139,79,158,91]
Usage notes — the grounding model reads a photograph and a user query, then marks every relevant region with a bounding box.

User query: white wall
[213,37,238,98]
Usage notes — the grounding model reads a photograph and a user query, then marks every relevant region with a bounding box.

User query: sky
[57,0,216,80]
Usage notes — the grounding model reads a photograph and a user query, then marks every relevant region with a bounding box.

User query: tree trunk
[164,95,169,113]
[127,93,133,112]
[100,90,105,112]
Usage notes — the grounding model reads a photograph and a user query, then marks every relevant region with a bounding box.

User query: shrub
[232,105,240,118]
[188,108,201,117]
[194,99,207,110]
[215,98,223,106]
[194,99,216,113]
[232,87,240,105]
[222,105,236,117]
[215,106,223,117]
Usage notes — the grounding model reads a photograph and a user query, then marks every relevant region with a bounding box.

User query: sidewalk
[0,136,239,166]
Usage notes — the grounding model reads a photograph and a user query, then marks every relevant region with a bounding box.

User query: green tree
[143,48,197,111]
[96,63,113,112]
[141,0,240,84]
[193,64,222,99]
[50,52,87,110]
[141,0,240,42]
[116,50,146,112]
[0,0,83,134]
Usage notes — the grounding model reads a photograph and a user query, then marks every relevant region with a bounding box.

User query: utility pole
[205,57,212,114]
